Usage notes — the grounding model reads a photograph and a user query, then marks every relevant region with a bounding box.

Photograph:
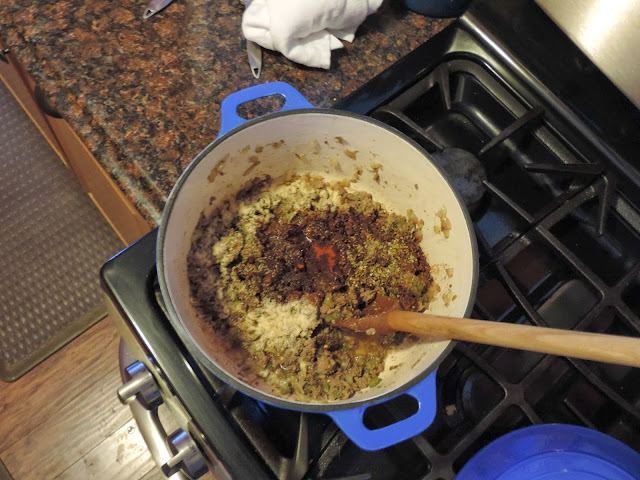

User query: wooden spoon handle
[388,311,640,368]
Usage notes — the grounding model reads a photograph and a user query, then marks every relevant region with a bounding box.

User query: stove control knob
[162,429,209,479]
[117,361,162,409]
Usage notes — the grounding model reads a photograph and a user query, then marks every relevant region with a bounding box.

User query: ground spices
[187,174,432,401]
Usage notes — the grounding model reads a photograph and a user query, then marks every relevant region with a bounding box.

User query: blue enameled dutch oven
[157,82,478,450]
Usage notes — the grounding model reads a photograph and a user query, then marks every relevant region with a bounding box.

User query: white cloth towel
[242,0,383,69]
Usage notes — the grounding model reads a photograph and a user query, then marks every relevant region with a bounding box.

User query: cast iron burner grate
[360,56,640,478]
[105,8,640,478]
[146,55,640,480]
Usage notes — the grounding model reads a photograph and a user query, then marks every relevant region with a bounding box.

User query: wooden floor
[0,78,218,480]
[0,318,166,480]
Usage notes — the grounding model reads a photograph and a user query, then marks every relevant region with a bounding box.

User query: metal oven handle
[128,396,191,480]
[118,339,192,480]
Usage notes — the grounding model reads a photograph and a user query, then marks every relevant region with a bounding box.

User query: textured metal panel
[0,79,123,381]
[537,0,640,109]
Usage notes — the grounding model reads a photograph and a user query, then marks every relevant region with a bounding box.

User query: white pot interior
[160,111,477,407]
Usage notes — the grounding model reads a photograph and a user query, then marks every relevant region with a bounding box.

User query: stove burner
[104,7,640,477]
[436,355,504,435]
[432,147,487,209]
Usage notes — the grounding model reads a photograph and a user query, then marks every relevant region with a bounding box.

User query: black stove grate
[175,54,640,480]
[103,2,640,478]
[305,53,640,479]
[364,54,640,478]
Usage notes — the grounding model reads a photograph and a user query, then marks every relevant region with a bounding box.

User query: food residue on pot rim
[344,148,358,160]
[411,351,427,369]
[243,156,261,176]
[434,207,452,238]
[207,154,228,183]
[369,162,383,183]
[429,264,457,307]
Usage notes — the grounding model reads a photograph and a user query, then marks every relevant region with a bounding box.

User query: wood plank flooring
[0,78,218,480]
[0,72,200,480]
[0,318,162,480]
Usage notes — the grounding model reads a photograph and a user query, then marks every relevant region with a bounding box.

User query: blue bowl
[457,424,640,480]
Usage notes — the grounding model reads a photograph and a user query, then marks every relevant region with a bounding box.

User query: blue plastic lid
[456,424,640,480]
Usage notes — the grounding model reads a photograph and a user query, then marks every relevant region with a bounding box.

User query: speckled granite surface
[0,0,451,225]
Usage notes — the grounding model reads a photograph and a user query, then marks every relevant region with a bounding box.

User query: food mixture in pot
[187,174,433,401]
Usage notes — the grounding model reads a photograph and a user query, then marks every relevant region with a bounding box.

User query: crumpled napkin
[242,0,383,69]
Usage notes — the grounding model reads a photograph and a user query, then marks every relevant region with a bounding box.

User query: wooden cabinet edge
[0,43,68,166]
[0,38,151,246]
[46,116,152,246]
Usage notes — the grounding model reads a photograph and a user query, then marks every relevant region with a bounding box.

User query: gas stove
[102,0,640,478]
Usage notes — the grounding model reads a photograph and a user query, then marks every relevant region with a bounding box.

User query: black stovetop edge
[101,2,640,477]
[101,232,276,480]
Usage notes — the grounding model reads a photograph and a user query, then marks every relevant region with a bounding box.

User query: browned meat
[187,175,432,401]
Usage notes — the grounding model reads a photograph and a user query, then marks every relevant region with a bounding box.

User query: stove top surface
[102,1,640,478]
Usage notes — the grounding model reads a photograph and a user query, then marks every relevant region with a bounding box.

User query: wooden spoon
[334,310,640,368]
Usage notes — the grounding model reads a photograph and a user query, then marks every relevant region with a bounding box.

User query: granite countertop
[0,0,451,226]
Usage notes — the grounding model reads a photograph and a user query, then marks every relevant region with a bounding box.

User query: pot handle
[326,372,437,451]
[218,82,315,137]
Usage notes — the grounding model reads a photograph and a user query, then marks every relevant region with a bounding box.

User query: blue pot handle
[327,372,438,451]
[218,82,315,137]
